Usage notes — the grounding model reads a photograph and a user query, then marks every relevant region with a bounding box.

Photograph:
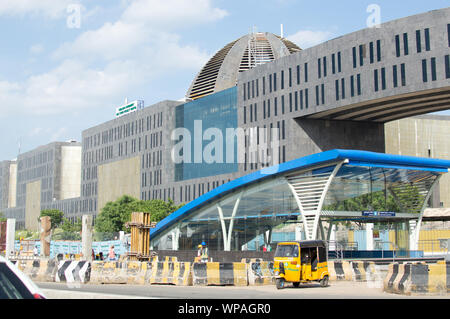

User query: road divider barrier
[383,261,449,295]
[328,261,352,281]
[55,260,90,284]
[192,262,247,286]
[247,261,274,285]
[89,261,128,284]
[149,261,192,285]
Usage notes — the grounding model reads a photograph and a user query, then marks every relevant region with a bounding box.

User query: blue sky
[0,0,449,161]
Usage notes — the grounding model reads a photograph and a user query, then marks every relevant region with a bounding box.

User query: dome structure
[186,32,301,100]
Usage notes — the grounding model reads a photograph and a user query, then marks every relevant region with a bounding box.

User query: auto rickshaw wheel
[276,278,286,289]
[320,276,329,287]
[293,282,300,288]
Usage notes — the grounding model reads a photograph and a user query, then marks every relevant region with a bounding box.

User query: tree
[94,195,183,234]
[39,209,64,229]
[0,212,6,222]
[53,217,82,240]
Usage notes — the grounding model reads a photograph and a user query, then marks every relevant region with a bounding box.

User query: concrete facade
[385,115,450,207]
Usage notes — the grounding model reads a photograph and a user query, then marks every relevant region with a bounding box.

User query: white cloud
[121,0,228,29]
[30,44,44,55]
[0,0,225,117]
[287,29,335,49]
[0,0,75,18]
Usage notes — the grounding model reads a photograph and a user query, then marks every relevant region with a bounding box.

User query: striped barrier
[55,260,91,284]
[149,261,192,285]
[89,261,127,284]
[34,259,58,282]
[241,258,264,263]
[328,261,352,281]
[247,261,274,285]
[383,261,449,295]
[192,262,247,286]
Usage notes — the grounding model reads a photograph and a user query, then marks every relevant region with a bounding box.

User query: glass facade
[152,159,443,252]
[174,87,238,181]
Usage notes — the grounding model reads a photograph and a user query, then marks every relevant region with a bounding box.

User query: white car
[0,255,46,299]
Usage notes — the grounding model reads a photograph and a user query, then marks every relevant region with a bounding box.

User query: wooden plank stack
[125,212,157,261]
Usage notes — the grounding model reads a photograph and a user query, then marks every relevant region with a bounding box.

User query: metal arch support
[286,160,346,240]
[226,192,243,251]
[410,174,442,251]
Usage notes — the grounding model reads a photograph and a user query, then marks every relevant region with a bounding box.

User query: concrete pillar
[6,219,16,259]
[295,226,303,241]
[366,223,374,250]
[40,216,52,257]
[82,215,93,261]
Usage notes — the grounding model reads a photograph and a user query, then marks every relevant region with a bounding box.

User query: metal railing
[418,239,450,256]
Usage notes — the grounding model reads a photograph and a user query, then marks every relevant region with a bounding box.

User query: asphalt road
[37,281,450,299]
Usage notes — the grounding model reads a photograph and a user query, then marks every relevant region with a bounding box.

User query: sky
[0,0,449,161]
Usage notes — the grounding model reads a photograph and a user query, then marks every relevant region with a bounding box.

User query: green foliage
[0,212,6,222]
[94,195,183,234]
[15,229,39,240]
[53,218,82,240]
[39,209,64,229]
[323,190,400,212]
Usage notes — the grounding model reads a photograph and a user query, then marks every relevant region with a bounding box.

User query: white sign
[115,100,144,118]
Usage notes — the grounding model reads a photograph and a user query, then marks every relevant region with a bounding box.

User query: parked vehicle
[273,240,329,289]
[0,256,46,299]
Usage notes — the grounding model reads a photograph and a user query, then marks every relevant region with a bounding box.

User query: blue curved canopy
[150,149,450,238]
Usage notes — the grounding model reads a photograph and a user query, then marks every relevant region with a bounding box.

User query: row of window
[83,131,163,166]
[395,28,431,58]
[17,164,53,184]
[17,149,54,171]
[243,63,310,101]
[243,121,287,147]
[142,169,163,187]
[244,145,287,172]
[353,40,382,68]
[83,111,164,150]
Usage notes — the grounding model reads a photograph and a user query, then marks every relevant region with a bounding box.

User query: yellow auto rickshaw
[273,240,329,289]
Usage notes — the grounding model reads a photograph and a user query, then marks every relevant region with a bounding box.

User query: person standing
[108,245,116,261]
[200,242,208,263]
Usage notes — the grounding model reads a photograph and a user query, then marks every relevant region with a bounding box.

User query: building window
[431,57,437,81]
[403,33,409,56]
[445,55,450,79]
[289,68,292,87]
[273,73,277,92]
[294,91,298,111]
[352,47,357,68]
[393,65,398,88]
[422,59,428,82]
[256,79,259,97]
[304,63,308,82]
[263,100,266,119]
[338,52,342,72]
[350,75,355,97]
[300,90,303,110]
[416,30,422,53]
[289,93,292,112]
[318,58,322,79]
[254,103,258,121]
[281,95,285,114]
[359,44,364,66]
[357,74,361,95]
[400,63,406,86]
[296,65,300,85]
[305,89,309,109]
[332,53,336,74]
[395,35,401,57]
[315,85,320,106]
[274,97,278,116]
[381,67,386,90]
[374,69,379,92]
[341,78,346,99]
[263,76,266,95]
[321,84,325,105]
[376,40,381,62]
[281,70,284,90]
[243,106,247,124]
[424,28,431,51]
[269,74,272,93]
[369,42,374,64]
[335,79,340,101]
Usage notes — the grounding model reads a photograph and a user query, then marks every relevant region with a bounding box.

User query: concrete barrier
[350,261,367,281]
[34,259,58,282]
[89,261,127,284]
[149,261,192,285]
[247,261,274,285]
[328,261,352,281]
[192,262,247,286]
[55,260,91,284]
[383,261,449,295]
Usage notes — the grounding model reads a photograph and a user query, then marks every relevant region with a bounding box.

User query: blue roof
[150,149,450,238]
